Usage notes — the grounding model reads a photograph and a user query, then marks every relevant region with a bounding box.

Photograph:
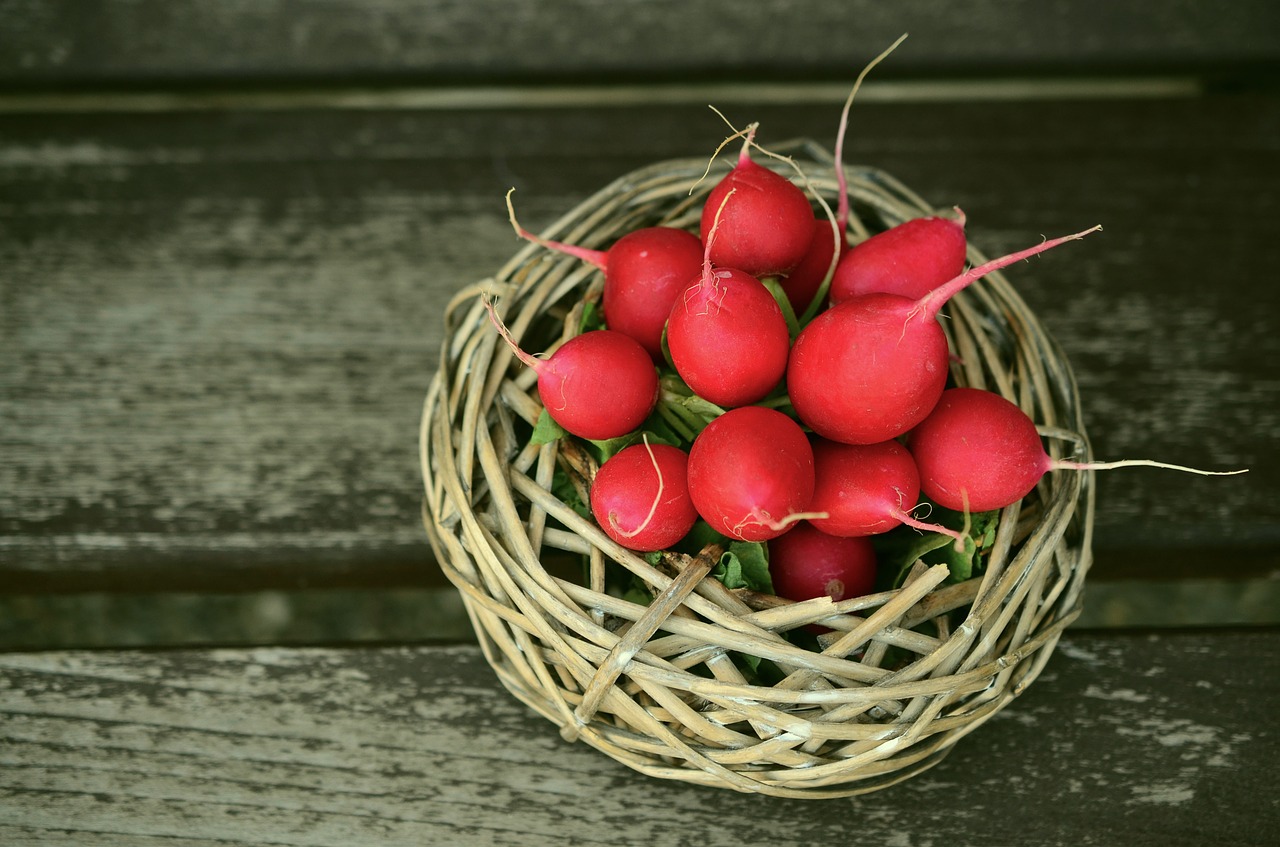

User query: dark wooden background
[2,0,1279,645]
[2,4,1279,844]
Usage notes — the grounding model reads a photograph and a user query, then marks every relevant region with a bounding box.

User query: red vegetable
[666,191,791,408]
[828,212,968,304]
[666,267,790,408]
[768,522,878,605]
[787,226,1100,445]
[908,387,1247,512]
[687,406,820,542]
[484,300,658,441]
[505,191,703,361]
[699,124,816,279]
[590,441,698,552]
[808,438,965,544]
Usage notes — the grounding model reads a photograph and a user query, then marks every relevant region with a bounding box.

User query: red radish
[601,228,705,360]
[504,191,703,361]
[808,438,965,544]
[484,299,658,441]
[788,225,1101,445]
[666,193,791,408]
[768,522,878,606]
[687,406,822,542]
[828,212,968,304]
[590,440,698,552]
[666,267,790,407]
[699,123,816,278]
[908,387,1248,512]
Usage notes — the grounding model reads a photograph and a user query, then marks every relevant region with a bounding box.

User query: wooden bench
[2,1,1278,841]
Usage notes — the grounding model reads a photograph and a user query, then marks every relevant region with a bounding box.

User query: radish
[699,123,816,278]
[768,522,878,605]
[687,406,822,542]
[828,212,968,304]
[908,387,1248,512]
[484,299,658,441]
[808,437,966,544]
[787,225,1101,445]
[590,439,698,552]
[666,192,791,408]
[504,190,703,361]
[665,267,790,408]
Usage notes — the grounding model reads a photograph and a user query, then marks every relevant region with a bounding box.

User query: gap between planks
[0,76,1203,114]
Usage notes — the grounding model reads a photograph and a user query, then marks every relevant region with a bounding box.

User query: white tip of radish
[834,33,908,232]
[1055,458,1248,476]
[731,510,829,539]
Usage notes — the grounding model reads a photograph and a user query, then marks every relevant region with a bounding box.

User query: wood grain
[3,93,1277,593]
[2,632,1277,845]
[3,0,1279,90]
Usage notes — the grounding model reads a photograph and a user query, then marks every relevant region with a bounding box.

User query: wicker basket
[420,139,1095,798]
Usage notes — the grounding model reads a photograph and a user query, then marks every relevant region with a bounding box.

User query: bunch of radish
[484,49,1243,620]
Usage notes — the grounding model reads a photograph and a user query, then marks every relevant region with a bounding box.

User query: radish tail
[895,510,966,545]
[701,188,737,275]
[690,114,754,195]
[483,296,545,372]
[834,33,908,235]
[733,510,829,538]
[915,225,1103,321]
[737,121,759,167]
[1053,458,1248,476]
[506,188,607,270]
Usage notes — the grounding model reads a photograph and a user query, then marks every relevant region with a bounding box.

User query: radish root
[835,32,909,235]
[505,188,607,270]
[483,294,544,372]
[1053,458,1248,476]
[608,435,666,540]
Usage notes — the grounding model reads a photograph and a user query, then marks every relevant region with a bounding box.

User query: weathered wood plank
[2,93,1277,592]
[2,0,1278,89]
[1,631,1277,845]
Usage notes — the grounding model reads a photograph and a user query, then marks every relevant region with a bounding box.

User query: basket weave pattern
[420,141,1095,798]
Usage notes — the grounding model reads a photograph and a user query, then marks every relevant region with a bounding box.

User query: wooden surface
[2,630,1277,845]
[2,1,1278,630]
[3,91,1278,595]
[2,5,1276,843]
[3,0,1278,88]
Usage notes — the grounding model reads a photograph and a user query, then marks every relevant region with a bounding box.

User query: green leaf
[712,540,773,594]
[622,583,653,607]
[579,300,607,334]
[637,412,685,450]
[530,409,568,446]
[760,276,801,339]
[588,422,683,464]
[551,468,591,520]
[873,506,1001,588]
